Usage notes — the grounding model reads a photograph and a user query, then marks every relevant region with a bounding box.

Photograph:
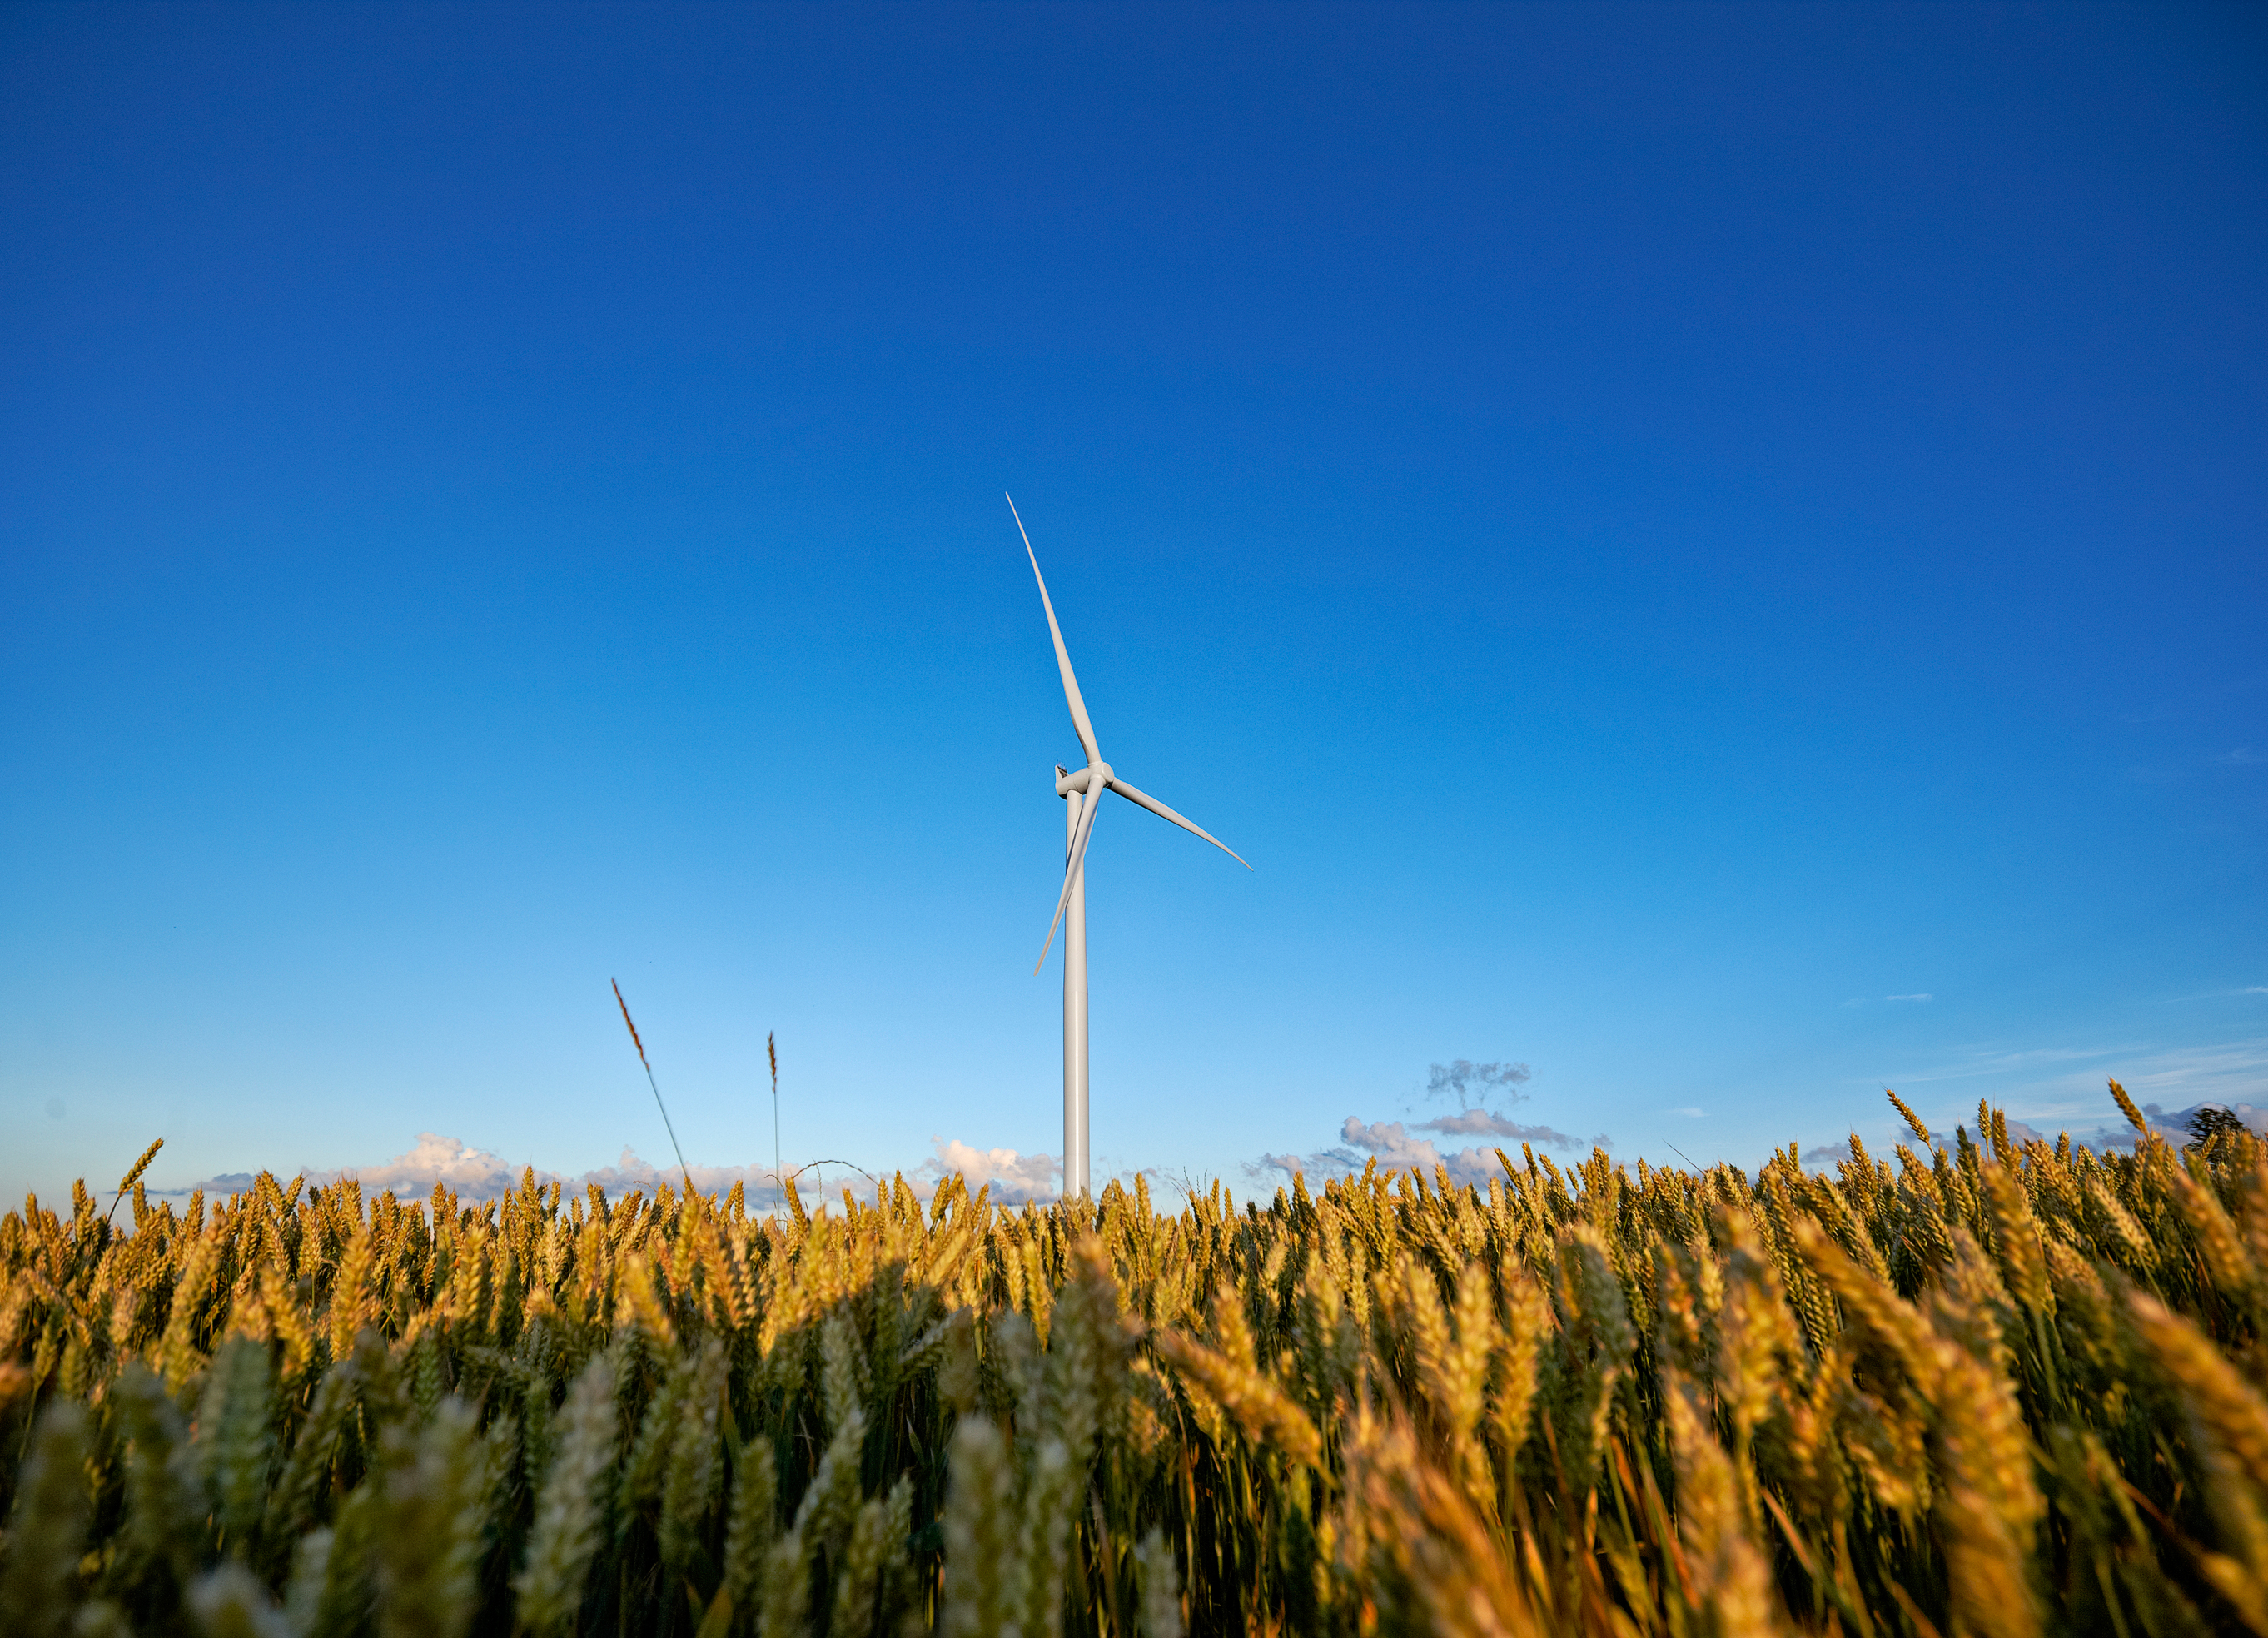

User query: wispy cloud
[1878,1037,2268,1153]
[2213,748,2261,766]
[1885,993,1933,1003]
[1667,1107,1706,1118]
[1885,1043,2134,1085]
[1425,1060,1532,1108]
[2012,1040,2266,1114]
[2076,1041,2268,1113]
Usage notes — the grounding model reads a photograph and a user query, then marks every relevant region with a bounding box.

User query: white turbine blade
[1007,494,1102,767]
[1035,784,1105,973]
[1107,775,1251,869]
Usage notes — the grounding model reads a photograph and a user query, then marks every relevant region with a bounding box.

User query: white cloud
[913,1138,1059,1204]
[1885,993,1933,1003]
[1668,1107,1706,1118]
[1252,1117,1489,1188]
[1345,1117,1465,1170]
[187,1132,525,1202]
[341,1133,518,1196]
[1416,1107,1583,1143]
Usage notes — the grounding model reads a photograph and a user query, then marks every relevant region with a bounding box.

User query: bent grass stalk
[612,978,693,1196]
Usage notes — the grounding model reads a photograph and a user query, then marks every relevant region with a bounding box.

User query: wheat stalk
[611,978,692,1195]
[3,1088,2262,1635]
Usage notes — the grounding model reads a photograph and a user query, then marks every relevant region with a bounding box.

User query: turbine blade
[1107,776,1251,869]
[1007,494,1103,767]
[1035,784,1104,973]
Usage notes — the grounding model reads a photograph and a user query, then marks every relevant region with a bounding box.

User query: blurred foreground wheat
[3,1083,2265,1636]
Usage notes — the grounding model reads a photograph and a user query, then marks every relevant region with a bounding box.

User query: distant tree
[2187,1105,2249,1148]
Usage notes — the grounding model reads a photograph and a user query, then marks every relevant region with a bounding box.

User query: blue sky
[3,2,2263,1207]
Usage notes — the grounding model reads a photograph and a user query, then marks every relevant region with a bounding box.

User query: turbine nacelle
[1055,762,1112,797]
[1034,754,1249,973]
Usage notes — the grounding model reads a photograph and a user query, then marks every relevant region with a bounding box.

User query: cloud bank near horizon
[171,1130,1072,1209]
[179,1133,805,1207]
[1247,1058,1609,1188]
[162,1061,2266,1209]
[1250,1111,1609,1191]
[162,1057,1601,1208]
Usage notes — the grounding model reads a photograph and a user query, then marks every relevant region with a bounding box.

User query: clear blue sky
[4,2,2262,1206]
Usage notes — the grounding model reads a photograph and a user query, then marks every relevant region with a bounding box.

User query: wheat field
[1,1082,2262,1636]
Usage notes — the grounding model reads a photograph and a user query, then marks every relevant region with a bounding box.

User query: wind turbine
[1007,495,1250,1199]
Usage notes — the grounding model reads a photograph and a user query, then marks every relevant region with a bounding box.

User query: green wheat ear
[939,1415,1015,1638]
[659,1337,729,1571]
[719,1424,778,1613]
[376,1397,485,1638]
[197,1335,277,1555]
[0,1401,93,1633]
[513,1351,620,1634]
[1136,1528,1184,1638]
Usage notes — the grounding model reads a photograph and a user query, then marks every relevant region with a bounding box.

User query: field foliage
[2,1083,2266,1636]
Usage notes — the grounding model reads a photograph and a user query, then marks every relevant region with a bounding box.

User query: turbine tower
[1008,495,1250,1198]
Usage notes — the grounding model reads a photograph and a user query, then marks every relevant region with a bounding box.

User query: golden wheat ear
[106,1137,164,1225]
[1886,1088,1932,1147]
[2109,1077,2152,1136]
[611,976,649,1069]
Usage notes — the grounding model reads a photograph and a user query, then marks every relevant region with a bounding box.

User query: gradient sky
[4,2,2264,1207]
